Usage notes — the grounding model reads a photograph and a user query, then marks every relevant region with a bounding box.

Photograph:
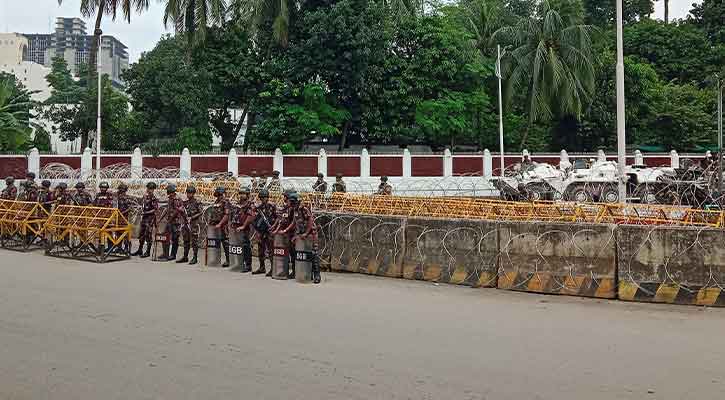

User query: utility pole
[718,76,723,192]
[496,45,505,176]
[615,0,627,203]
[96,32,102,185]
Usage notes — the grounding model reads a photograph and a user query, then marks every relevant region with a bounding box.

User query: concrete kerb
[617,225,725,306]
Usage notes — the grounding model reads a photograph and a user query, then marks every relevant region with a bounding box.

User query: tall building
[20,17,129,87]
[0,33,51,101]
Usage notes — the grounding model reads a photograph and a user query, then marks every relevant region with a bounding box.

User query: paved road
[1,251,724,400]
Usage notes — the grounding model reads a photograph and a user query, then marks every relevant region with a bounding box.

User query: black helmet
[283,189,296,199]
[57,182,67,190]
[99,182,109,189]
[272,170,280,177]
[146,182,157,190]
[336,173,343,179]
[258,189,270,198]
[75,182,85,189]
[214,186,226,195]
[26,172,36,179]
[41,180,51,188]
[317,173,324,178]
[186,185,196,194]
[381,176,388,182]
[226,171,234,177]
[118,183,128,192]
[166,184,177,194]
[239,186,251,194]
[5,176,14,183]
[289,192,300,203]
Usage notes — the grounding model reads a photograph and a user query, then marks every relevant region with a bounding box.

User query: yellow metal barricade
[0,200,50,251]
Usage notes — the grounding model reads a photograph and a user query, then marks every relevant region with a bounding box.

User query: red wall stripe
[0,157,27,178]
[239,157,274,176]
[191,157,227,173]
[453,157,483,176]
[40,156,81,169]
[411,156,443,176]
[327,156,360,177]
[370,156,403,177]
[283,156,317,177]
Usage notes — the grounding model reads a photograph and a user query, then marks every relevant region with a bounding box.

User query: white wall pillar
[28,148,40,177]
[597,149,606,163]
[670,150,680,169]
[483,149,492,179]
[180,148,191,179]
[634,150,644,166]
[227,148,238,177]
[360,148,370,178]
[131,147,143,180]
[559,150,571,170]
[402,148,411,178]
[273,148,284,177]
[443,148,453,177]
[80,147,93,180]
[318,148,328,177]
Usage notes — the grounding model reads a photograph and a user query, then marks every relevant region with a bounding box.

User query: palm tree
[457,0,506,57]
[161,0,227,45]
[0,80,33,152]
[494,0,595,148]
[227,0,293,47]
[56,0,149,148]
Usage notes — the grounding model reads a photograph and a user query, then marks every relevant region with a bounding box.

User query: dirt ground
[0,250,724,400]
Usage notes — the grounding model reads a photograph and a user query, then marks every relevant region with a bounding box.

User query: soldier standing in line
[250,170,259,193]
[93,182,114,208]
[1,177,17,200]
[376,176,392,195]
[73,182,93,206]
[313,173,327,193]
[54,183,73,205]
[252,188,277,276]
[209,187,232,267]
[38,180,54,214]
[268,170,281,192]
[158,184,184,261]
[230,187,255,272]
[116,183,133,254]
[332,173,346,193]
[289,192,321,284]
[20,172,38,201]
[178,186,203,265]
[131,182,159,258]
[272,190,297,279]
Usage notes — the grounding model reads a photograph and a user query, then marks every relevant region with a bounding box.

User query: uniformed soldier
[313,173,327,193]
[94,182,113,208]
[272,190,297,278]
[1,177,17,200]
[158,184,184,262]
[38,180,54,213]
[73,182,93,206]
[116,183,133,254]
[230,186,255,272]
[131,182,159,258]
[250,170,259,193]
[376,176,392,196]
[253,188,277,276]
[268,170,281,192]
[332,173,346,193]
[179,185,203,265]
[290,192,321,284]
[208,186,232,267]
[20,172,38,202]
[54,182,73,205]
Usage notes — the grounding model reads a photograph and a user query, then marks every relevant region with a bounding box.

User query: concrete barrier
[402,218,498,287]
[314,213,336,271]
[497,222,617,298]
[617,225,725,306]
[325,213,406,278]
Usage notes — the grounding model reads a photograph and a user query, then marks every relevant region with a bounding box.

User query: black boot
[221,243,230,268]
[156,244,170,261]
[167,242,179,262]
[140,241,151,258]
[131,239,144,256]
[252,258,265,275]
[288,263,295,279]
[189,248,198,265]
[176,247,189,263]
[313,264,321,284]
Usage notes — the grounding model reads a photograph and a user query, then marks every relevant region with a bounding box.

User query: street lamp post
[96,31,102,185]
[615,0,627,203]
[496,44,506,176]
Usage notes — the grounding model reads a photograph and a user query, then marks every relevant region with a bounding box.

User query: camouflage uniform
[377,183,392,195]
[38,187,54,214]
[116,190,134,253]
[1,184,17,200]
[20,181,39,202]
[162,193,185,261]
[73,190,93,206]
[313,178,327,193]
[55,190,73,206]
[137,193,159,256]
[230,199,255,271]
[254,201,277,273]
[94,192,114,208]
[182,197,203,261]
[267,175,281,192]
[332,179,347,193]
[293,203,321,283]
[208,197,231,266]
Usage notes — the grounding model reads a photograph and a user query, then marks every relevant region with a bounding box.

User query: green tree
[688,0,725,44]
[229,0,297,47]
[0,74,34,152]
[582,0,653,26]
[161,0,227,45]
[495,0,595,148]
[45,56,83,104]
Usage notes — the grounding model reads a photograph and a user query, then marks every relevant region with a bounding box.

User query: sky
[0,0,704,64]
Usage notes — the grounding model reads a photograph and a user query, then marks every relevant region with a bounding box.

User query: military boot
[288,263,295,279]
[131,239,144,256]
[264,258,273,277]
[156,244,170,261]
[221,243,230,268]
[167,242,179,262]
[189,248,198,265]
[141,241,152,258]
[252,257,266,275]
[176,247,189,263]
[313,261,321,284]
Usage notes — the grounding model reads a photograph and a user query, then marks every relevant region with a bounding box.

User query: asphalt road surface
[1,250,724,400]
